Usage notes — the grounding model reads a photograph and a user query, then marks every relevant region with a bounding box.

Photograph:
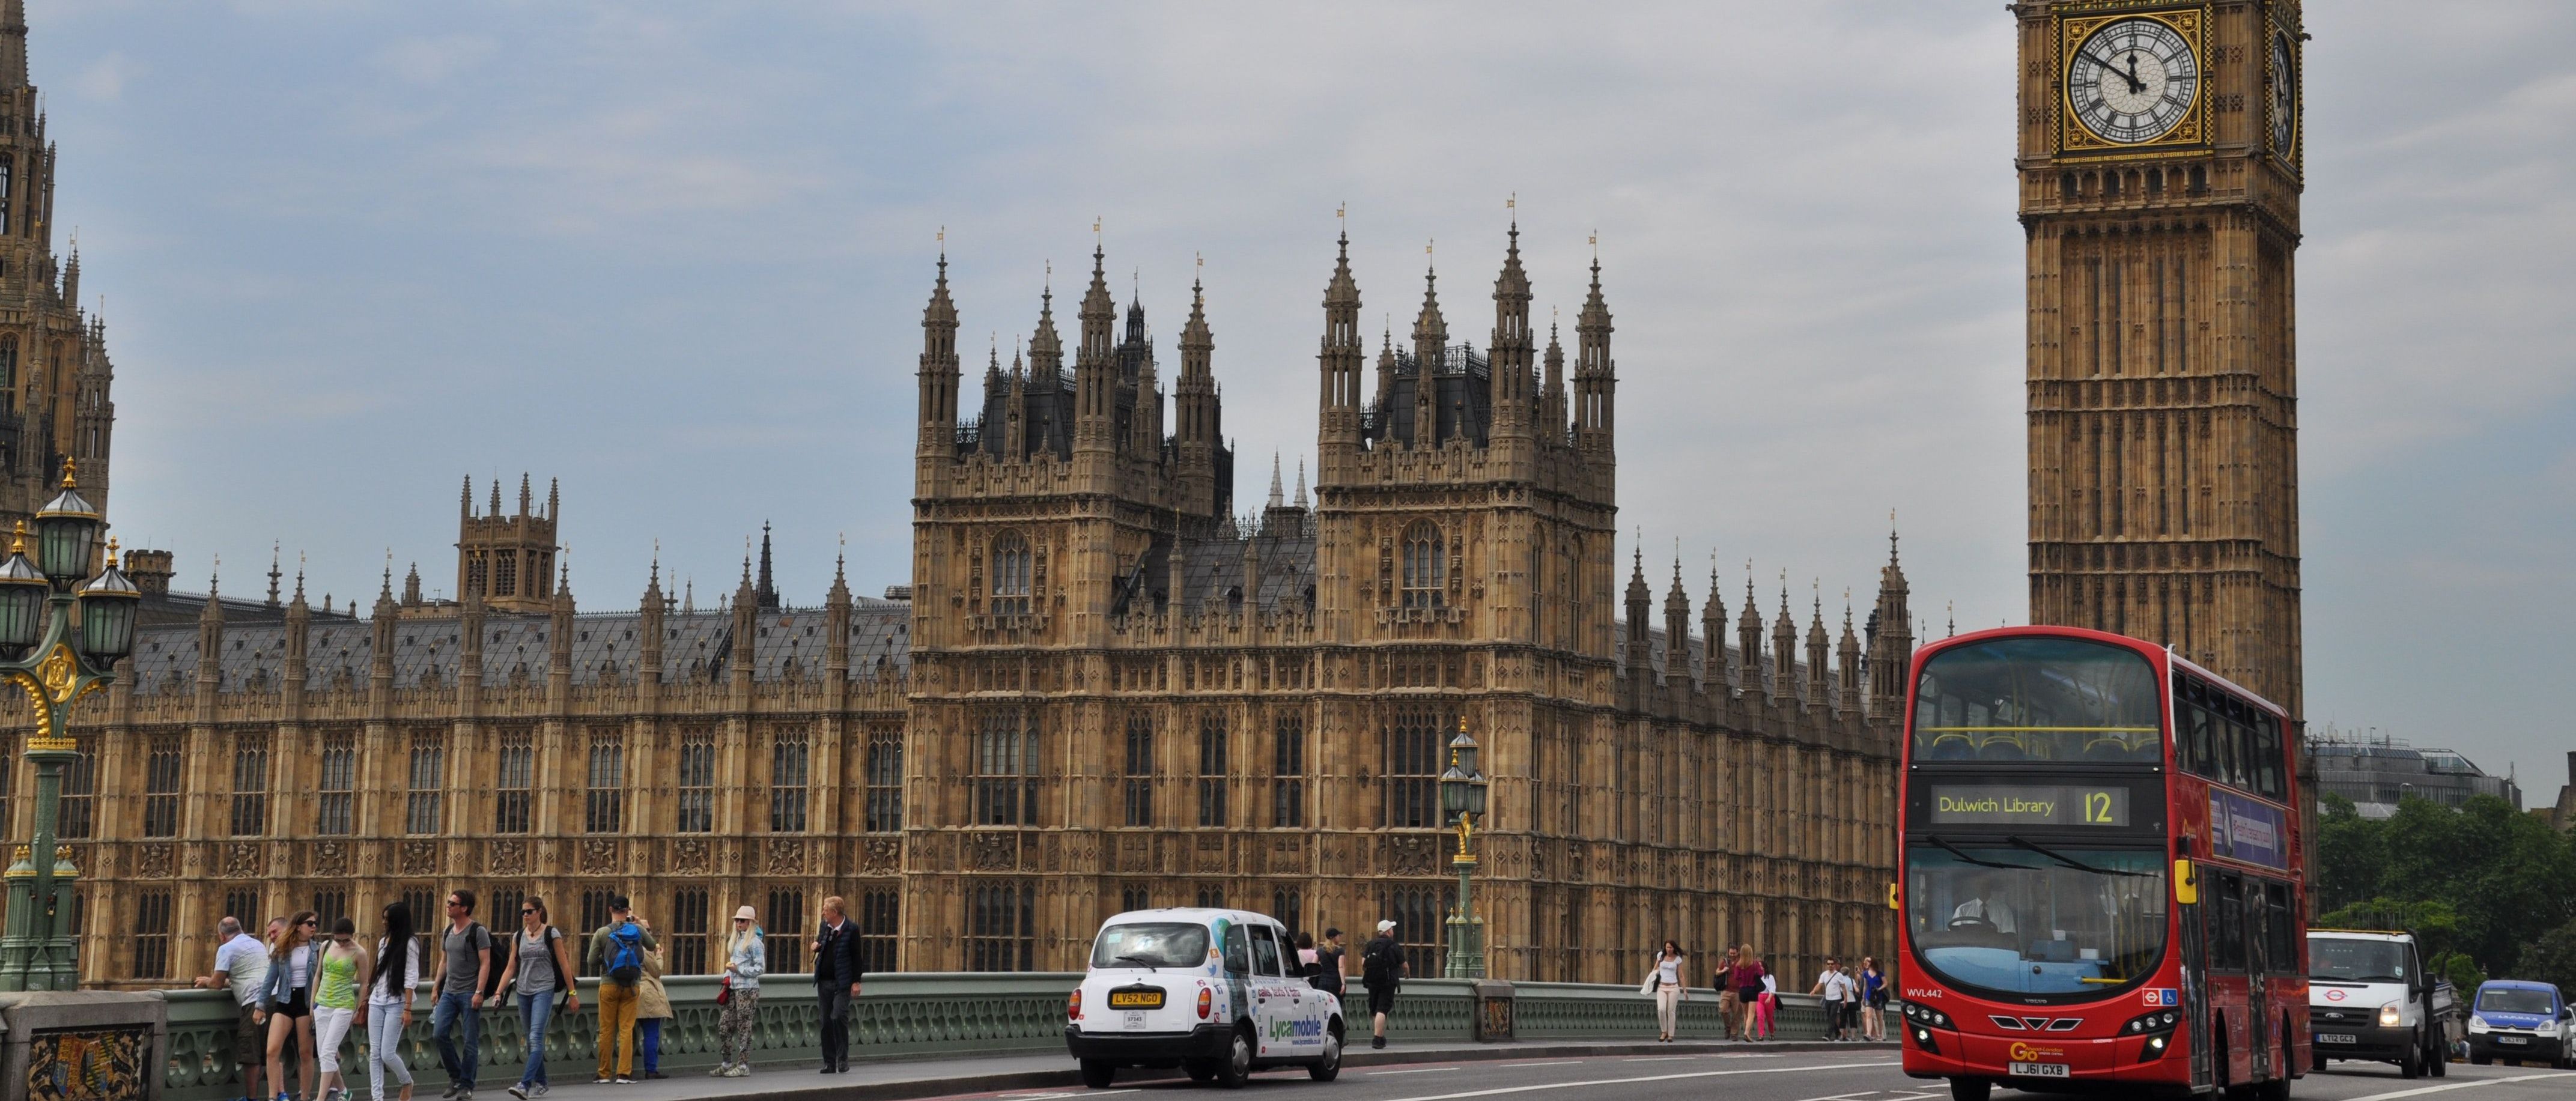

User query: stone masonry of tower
[2019,0,2304,714]
[0,0,115,534]
[11,227,1922,990]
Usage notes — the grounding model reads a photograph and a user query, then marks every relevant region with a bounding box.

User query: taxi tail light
[1197,988,1213,1019]
[1069,989,1082,1020]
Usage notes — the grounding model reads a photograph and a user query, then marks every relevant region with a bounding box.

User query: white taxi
[1065,908,1344,1088]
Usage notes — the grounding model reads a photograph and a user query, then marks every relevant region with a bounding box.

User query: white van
[1065,908,1344,1088]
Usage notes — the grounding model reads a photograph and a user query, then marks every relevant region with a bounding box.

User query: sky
[28,2,2576,795]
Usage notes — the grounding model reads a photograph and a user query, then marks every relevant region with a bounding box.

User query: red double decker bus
[1896,626,2306,1100]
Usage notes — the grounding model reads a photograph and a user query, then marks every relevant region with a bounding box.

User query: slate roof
[124,598,912,696]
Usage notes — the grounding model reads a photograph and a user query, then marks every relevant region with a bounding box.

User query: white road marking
[1370,1066,1458,1075]
[2342,1072,2576,1101]
[1507,1061,1588,1067]
[1620,1055,1701,1061]
[1380,1060,1900,1101]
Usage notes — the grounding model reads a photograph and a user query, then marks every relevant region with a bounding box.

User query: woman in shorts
[260,911,322,1101]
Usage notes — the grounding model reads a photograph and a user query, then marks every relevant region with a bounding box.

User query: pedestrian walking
[1810,956,1853,1040]
[1712,946,1742,1041]
[196,915,273,1101]
[1360,919,1406,1049]
[1755,965,1778,1040]
[485,896,576,1100]
[1313,929,1347,999]
[371,900,425,1101]
[431,890,495,1100]
[810,896,863,1074]
[1730,945,1767,1042]
[260,911,322,1101]
[585,896,655,1085]
[1839,961,1863,1040]
[1859,957,1888,1042]
[632,918,672,1080]
[1642,940,1687,1042]
[712,905,767,1079]
[313,917,371,1101]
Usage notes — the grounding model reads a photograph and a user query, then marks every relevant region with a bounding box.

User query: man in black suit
[810,896,863,1073]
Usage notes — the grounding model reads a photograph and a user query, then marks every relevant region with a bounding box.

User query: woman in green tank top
[311,917,374,1101]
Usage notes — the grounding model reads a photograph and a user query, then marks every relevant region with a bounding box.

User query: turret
[917,249,962,461]
[825,547,852,679]
[1411,264,1445,447]
[1487,221,1534,443]
[639,551,666,697]
[1542,321,1567,446]
[1623,547,1651,664]
[1868,526,1915,717]
[1838,600,1862,717]
[1573,249,1616,460]
[1772,583,1797,703]
[1073,244,1117,453]
[1177,274,1221,516]
[1701,559,1730,693]
[1737,574,1763,702]
[1662,559,1691,686]
[755,521,779,610]
[1317,231,1364,457]
[1806,592,1831,709]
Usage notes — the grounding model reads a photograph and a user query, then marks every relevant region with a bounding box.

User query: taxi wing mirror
[2172,858,2199,905]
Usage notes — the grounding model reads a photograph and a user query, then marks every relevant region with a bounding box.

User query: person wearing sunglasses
[711,906,767,1078]
[488,897,577,1099]
[258,911,323,1101]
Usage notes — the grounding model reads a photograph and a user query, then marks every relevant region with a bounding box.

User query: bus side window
[2251,718,2284,800]
[2220,705,2249,789]
[2263,881,2294,968]
[2211,874,2246,972]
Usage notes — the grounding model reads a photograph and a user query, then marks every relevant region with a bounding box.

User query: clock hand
[2083,48,2146,95]
[2120,54,2148,95]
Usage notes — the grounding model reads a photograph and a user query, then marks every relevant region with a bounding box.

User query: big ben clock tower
[2019,1,2306,716]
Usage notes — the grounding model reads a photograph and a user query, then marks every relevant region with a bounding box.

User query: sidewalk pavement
[500,1037,1899,1101]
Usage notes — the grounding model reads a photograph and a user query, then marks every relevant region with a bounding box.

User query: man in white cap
[1359,919,1408,1048]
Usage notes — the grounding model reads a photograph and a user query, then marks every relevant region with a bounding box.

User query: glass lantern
[34,464,102,584]
[77,544,140,663]
[0,527,45,658]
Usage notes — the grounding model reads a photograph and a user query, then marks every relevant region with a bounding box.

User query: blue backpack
[606,921,645,986]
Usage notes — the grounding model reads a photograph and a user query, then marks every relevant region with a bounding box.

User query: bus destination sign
[1928,784,2130,828]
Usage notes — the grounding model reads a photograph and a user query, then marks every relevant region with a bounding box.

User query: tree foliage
[2312,793,2576,978]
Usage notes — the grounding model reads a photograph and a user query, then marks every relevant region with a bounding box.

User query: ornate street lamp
[0,461,132,992]
[1438,717,1490,979]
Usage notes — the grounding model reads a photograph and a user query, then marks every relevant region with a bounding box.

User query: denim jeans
[517,994,554,1086]
[432,990,481,1090]
[639,1019,661,1074]
[368,1003,415,1101]
[818,985,852,1069]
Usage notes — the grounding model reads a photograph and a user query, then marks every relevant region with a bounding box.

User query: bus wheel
[1948,1078,1991,1101]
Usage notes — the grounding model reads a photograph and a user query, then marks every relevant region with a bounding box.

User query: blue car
[2467,980,2572,1067]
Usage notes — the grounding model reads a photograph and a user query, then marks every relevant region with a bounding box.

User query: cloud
[73,51,135,100]
[374,34,495,85]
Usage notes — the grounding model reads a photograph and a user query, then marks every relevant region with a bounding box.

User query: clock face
[2067,18,2201,144]
[2268,31,2298,156]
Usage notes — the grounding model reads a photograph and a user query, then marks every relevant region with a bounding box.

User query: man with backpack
[1360,919,1407,1049]
[586,896,658,1085]
[433,890,496,1100]
[810,896,863,1074]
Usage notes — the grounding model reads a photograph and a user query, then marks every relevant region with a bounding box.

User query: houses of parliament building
[0,7,1944,989]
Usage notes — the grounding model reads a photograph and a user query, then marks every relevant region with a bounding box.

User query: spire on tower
[1268,453,1284,509]
[755,521,778,610]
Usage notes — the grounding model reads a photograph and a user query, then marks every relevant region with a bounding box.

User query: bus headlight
[2468,1015,2489,1034]
[2379,1003,2404,1028]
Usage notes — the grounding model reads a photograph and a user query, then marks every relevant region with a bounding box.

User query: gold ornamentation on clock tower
[2017,0,2306,715]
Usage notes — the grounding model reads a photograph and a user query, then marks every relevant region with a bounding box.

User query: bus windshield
[1906,842,2167,996]
[1914,637,2161,763]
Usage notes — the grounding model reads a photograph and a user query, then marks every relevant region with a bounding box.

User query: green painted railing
[159,975,1895,1101]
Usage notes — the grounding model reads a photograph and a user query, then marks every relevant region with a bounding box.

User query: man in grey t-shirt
[432,890,496,1099]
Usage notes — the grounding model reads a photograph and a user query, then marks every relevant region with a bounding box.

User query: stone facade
[2017,0,2306,714]
[0,0,116,536]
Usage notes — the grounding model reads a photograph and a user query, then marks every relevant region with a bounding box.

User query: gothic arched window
[991,532,1031,616]
[1401,521,1445,609]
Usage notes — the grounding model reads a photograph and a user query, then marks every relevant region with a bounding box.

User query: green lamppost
[0,461,139,992]
[1439,717,1489,979]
